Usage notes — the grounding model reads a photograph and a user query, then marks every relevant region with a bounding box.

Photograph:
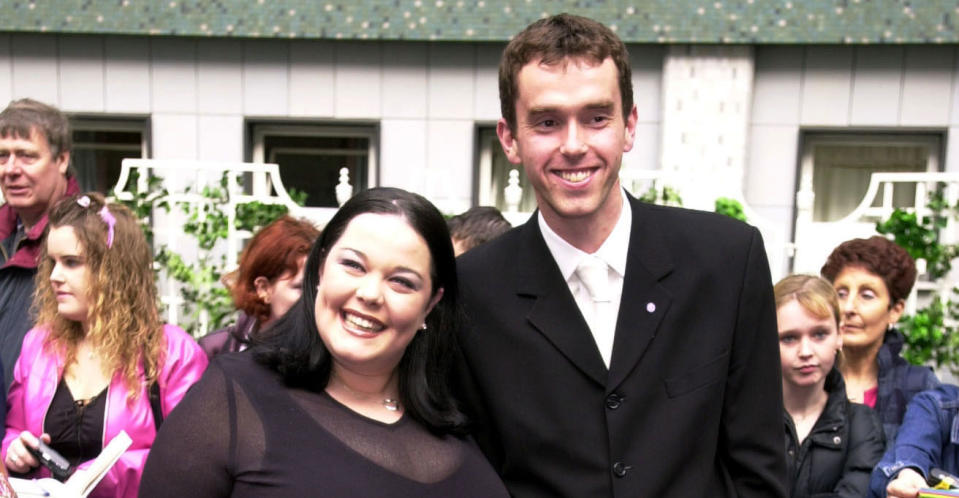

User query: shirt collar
[538,188,631,281]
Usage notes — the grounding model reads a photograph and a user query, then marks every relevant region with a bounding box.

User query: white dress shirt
[538,190,631,367]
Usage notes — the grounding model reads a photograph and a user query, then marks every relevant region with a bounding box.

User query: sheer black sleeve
[140,360,237,497]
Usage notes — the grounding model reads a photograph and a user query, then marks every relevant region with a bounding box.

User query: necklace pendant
[383,398,399,411]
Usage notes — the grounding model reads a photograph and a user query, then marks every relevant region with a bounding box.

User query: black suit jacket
[455,195,788,497]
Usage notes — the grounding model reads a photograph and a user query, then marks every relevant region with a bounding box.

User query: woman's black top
[783,368,885,498]
[140,353,509,497]
[44,379,106,468]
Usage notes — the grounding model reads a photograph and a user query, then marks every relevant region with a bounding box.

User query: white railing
[112,159,307,333]
[100,159,957,331]
[792,171,959,314]
[499,168,959,313]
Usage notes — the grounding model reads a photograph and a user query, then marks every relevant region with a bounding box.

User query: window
[476,127,536,212]
[70,118,149,194]
[798,133,942,222]
[250,124,377,208]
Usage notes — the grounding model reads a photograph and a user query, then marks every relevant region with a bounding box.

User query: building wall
[0,33,663,214]
[3,32,951,245]
[747,44,959,242]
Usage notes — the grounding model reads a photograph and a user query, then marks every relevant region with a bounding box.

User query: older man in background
[0,98,80,394]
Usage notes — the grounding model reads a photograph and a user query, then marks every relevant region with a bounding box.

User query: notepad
[9,430,132,498]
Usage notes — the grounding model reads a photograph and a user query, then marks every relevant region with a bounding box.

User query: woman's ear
[254,276,272,304]
[426,287,444,316]
[888,299,906,325]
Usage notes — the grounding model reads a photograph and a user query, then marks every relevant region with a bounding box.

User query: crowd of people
[0,12,954,498]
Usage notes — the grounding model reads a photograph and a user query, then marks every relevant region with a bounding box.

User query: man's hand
[886,468,928,498]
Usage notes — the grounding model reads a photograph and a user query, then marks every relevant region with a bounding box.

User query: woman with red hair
[199,215,320,357]
[821,235,939,446]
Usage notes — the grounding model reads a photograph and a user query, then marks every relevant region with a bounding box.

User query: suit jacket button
[612,462,630,478]
[606,393,622,410]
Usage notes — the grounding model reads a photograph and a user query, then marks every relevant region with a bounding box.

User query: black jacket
[784,368,885,498]
[456,197,787,497]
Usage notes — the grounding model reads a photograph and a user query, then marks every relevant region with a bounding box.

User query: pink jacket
[2,324,208,498]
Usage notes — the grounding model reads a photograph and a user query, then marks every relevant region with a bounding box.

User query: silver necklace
[331,372,400,412]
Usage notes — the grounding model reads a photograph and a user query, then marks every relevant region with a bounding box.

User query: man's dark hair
[448,206,512,253]
[498,13,633,132]
[0,98,71,157]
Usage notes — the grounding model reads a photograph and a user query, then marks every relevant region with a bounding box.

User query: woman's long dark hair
[252,187,467,435]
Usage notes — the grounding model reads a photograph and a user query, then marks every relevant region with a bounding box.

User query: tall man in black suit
[455,14,788,497]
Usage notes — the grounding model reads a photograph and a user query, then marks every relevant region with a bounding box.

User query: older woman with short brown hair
[821,235,939,445]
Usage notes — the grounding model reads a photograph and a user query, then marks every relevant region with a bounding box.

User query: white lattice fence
[793,171,959,314]
[112,159,310,334]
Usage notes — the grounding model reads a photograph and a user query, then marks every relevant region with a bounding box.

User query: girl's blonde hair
[773,274,841,328]
[34,192,164,398]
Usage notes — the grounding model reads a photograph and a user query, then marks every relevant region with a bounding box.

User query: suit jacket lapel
[608,197,675,391]
[515,218,608,387]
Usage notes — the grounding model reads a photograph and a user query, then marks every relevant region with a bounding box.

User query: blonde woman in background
[776,274,884,498]
[1,193,207,497]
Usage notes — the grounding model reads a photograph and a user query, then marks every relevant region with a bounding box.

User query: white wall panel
[0,35,12,106]
[631,45,665,124]
[104,37,150,113]
[900,46,954,126]
[334,42,381,118]
[152,113,198,161]
[473,43,503,122]
[849,46,902,126]
[751,46,802,125]
[945,126,959,173]
[290,40,334,117]
[622,122,659,172]
[426,119,473,212]
[380,119,427,192]
[951,52,959,126]
[198,115,244,162]
[11,34,58,104]
[428,44,474,119]
[151,38,197,113]
[800,47,852,126]
[382,42,427,119]
[243,40,289,116]
[745,124,799,207]
[58,36,104,112]
[197,39,242,115]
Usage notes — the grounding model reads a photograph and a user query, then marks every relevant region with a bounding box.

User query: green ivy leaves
[114,171,305,337]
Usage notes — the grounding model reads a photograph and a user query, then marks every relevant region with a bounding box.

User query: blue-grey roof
[2,0,957,44]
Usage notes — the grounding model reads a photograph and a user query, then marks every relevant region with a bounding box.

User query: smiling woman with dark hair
[140,187,508,497]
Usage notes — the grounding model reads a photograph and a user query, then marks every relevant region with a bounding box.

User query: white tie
[576,255,613,366]
[576,255,610,303]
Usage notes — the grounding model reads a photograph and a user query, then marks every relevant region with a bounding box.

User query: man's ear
[496,118,522,165]
[56,151,70,175]
[254,276,272,304]
[622,105,638,153]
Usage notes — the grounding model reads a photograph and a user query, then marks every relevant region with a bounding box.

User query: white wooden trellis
[792,171,959,314]
[111,158,347,334]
